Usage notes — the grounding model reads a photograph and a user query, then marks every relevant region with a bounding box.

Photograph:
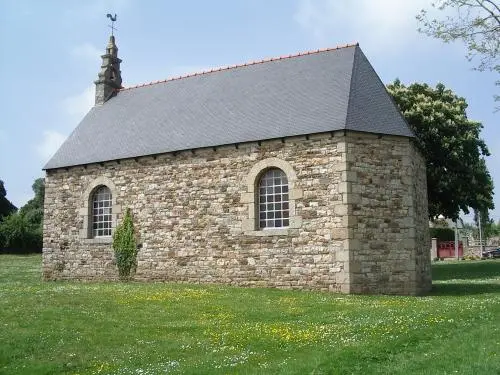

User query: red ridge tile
[119,42,358,91]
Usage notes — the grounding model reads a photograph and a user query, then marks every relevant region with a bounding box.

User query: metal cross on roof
[106,13,117,36]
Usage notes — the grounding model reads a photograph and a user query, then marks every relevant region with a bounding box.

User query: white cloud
[62,85,94,119]
[37,130,67,161]
[294,0,432,47]
[71,42,101,62]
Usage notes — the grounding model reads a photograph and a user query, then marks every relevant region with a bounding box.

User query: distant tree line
[0,178,44,253]
[474,213,500,239]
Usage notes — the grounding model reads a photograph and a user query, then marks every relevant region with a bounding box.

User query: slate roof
[44,44,413,170]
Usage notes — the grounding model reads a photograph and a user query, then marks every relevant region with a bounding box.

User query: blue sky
[1,0,498,221]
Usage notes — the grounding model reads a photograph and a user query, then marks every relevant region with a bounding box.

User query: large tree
[417,0,499,103]
[0,180,17,220]
[387,80,494,220]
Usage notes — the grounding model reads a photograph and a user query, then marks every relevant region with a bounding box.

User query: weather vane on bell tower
[106,13,117,36]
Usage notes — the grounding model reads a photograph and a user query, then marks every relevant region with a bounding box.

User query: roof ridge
[119,42,359,91]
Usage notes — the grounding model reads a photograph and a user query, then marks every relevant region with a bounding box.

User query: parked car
[482,248,500,258]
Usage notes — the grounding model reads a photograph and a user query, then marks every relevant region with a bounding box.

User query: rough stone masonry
[42,131,431,295]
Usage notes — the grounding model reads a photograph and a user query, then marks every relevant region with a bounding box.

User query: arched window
[258,168,289,229]
[91,186,112,237]
[242,158,302,234]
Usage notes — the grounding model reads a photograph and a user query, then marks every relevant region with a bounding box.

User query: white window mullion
[258,168,289,229]
[92,186,112,237]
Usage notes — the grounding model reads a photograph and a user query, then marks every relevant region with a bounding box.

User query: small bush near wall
[112,208,137,280]
[430,227,455,241]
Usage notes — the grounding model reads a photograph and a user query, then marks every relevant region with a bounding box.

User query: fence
[437,241,463,258]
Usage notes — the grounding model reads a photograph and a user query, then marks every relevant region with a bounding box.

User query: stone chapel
[42,34,431,295]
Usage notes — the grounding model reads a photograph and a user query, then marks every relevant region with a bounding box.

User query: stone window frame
[241,158,302,236]
[79,176,121,244]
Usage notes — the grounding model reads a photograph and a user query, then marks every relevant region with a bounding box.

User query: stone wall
[342,133,431,295]
[410,142,432,294]
[43,133,347,291]
[43,131,430,294]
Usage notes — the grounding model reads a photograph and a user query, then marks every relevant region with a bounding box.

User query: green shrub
[112,208,138,280]
[430,227,455,241]
[0,213,42,252]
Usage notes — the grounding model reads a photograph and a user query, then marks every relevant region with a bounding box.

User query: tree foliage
[0,213,41,250]
[112,208,138,280]
[19,178,45,228]
[0,178,44,252]
[387,80,494,220]
[0,180,17,220]
[474,209,500,238]
[429,227,456,241]
[485,219,500,237]
[417,0,499,103]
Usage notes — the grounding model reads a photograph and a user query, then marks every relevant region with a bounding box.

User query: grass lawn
[1,255,499,374]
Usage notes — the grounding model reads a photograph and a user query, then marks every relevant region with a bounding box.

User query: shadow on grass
[432,260,500,281]
[430,282,500,296]
[430,260,500,296]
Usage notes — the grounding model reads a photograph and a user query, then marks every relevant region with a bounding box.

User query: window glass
[258,169,289,229]
[92,186,112,237]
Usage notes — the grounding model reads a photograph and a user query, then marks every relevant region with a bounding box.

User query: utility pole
[478,214,484,258]
[455,220,459,260]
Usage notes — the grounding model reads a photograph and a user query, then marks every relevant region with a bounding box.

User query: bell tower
[94,34,122,105]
